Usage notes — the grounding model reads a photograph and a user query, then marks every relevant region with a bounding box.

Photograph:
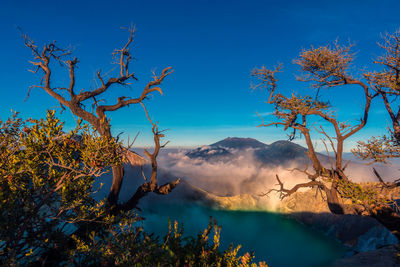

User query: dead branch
[23,27,175,210]
[373,167,397,189]
[116,103,180,211]
[287,164,318,180]
[260,174,325,199]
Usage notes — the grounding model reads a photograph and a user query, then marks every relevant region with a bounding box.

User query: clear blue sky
[1,0,399,149]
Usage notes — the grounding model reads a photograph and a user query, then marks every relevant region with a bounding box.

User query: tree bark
[325,185,344,214]
[97,123,126,207]
[107,165,125,206]
[303,131,323,173]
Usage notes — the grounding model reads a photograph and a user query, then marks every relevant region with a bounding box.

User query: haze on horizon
[1,0,399,151]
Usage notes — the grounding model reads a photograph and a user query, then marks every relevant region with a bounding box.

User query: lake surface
[140,202,346,267]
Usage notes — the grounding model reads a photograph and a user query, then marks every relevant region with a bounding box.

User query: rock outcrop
[331,245,399,267]
[289,212,398,253]
[269,187,399,253]
[278,187,331,213]
[207,193,263,210]
[174,180,264,210]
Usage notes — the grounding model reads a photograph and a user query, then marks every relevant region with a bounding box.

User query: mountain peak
[210,137,268,150]
[185,137,327,166]
[269,140,304,148]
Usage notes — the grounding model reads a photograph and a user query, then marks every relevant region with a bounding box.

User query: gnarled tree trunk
[325,185,344,214]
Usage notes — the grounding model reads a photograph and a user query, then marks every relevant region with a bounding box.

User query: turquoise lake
[140,202,347,267]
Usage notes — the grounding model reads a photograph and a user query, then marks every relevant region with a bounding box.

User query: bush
[0,111,266,266]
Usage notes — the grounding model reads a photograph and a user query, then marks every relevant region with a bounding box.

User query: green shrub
[0,111,266,267]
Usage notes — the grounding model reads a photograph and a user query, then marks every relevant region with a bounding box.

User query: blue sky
[0,0,399,149]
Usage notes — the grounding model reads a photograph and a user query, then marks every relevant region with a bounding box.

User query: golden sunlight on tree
[353,30,400,164]
[252,34,400,223]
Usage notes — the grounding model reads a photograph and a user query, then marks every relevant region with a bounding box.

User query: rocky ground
[331,246,399,267]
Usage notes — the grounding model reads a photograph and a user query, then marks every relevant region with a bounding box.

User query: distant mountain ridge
[254,140,310,165]
[186,137,327,165]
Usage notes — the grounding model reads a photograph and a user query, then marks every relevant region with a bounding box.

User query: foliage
[0,111,265,266]
[352,135,400,164]
[353,30,400,163]
[295,42,354,88]
[336,180,392,211]
[72,217,267,266]
[251,39,368,169]
[0,110,120,264]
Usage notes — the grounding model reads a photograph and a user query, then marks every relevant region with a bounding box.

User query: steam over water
[94,144,399,266]
[141,201,346,266]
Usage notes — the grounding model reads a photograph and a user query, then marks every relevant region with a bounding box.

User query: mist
[159,148,309,196]
[90,145,397,265]
[94,147,400,212]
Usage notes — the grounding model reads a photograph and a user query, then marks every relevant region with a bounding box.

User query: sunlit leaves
[295,42,354,88]
[70,214,266,266]
[357,30,400,162]
[0,110,120,264]
[352,135,400,164]
[336,179,393,214]
[251,64,331,137]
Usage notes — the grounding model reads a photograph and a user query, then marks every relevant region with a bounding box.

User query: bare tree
[22,26,180,211]
[252,42,376,214]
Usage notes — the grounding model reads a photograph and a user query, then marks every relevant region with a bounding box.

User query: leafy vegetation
[335,179,392,211]
[0,111,265,266]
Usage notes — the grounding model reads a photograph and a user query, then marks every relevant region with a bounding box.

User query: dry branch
[23,27,176,210]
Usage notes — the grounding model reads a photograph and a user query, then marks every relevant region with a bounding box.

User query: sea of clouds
[94,146,400,211]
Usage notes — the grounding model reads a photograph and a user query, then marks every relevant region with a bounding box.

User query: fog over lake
[93,139,399,265]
